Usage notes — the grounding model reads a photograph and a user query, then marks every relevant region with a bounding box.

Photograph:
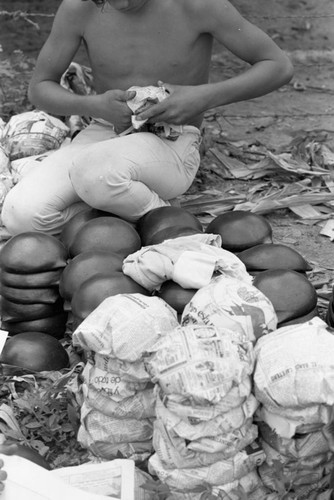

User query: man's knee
[69,148,132,205]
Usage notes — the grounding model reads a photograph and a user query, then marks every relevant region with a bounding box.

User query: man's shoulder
[58,0,95,14]
[54,0,95,27]
[178,0,232,19]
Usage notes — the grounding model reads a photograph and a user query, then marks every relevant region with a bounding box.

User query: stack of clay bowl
[0,232,68,339]
[59,209,147,331]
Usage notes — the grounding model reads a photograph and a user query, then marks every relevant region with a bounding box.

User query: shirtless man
[2,0,293,235]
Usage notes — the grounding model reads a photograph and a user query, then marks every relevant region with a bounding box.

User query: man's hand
[94,89,136,134]
[135,82,207,125]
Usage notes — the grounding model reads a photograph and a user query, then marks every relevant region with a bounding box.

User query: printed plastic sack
[73,293,178,361]
[181,275,277,342]
[4,110,69,160]
[146,324,255,404]
[254,317,334,409]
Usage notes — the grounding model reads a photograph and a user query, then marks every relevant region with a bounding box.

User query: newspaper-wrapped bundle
[149,453,264,491]
[256,403,334,439]
[164,378,252,418]
[254,317,334,409]
[3,110,69,160]
[72,293,178,361]
[261,440,333,477]
[78,423,153,462]
[73,294,178,463]
[122,233,251,292]
[258,421,334,459]
[153,392,259,468]
[78,401,154,461]
[145,324,254,404]
[154,390,258,440]
[181,275,277,342]
[79,360,155,419]
[93,353,151,382]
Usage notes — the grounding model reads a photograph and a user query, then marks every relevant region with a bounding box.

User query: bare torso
[29,0,293,129]
[81,0,214,94]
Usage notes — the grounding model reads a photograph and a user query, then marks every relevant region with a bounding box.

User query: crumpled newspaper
[3,110,69,161]
[254,317,334,410]
[181,275,277,342]
[72,293,178,362]
[122,233,252,292]
[126,85,183,139]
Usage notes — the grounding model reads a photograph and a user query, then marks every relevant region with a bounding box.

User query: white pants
[2,120,201,235]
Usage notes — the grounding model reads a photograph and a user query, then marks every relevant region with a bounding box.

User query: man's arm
[136,0,293,125]
[28,0,134,130]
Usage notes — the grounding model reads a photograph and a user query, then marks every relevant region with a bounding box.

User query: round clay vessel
[60,208,112,250]
[0,232,67,273]
[0,269,62,288]
[1,284,60,304]
[1,312,68,339]
[206,211,273,252]
[59,250,123,301]
[253,269,317,325]
[0,332,69,371]
[149,226,203,246]
[157,280,197,314]
[71,272,149,324]
[1,297,64,323]
[69,216,141,258]
[137,206,202,246]
[237,243,312,272]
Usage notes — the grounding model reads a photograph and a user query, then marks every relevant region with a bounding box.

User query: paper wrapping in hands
[126,85,183,138]
[122,233,252,292]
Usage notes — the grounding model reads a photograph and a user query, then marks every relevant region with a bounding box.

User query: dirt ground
[1,0,334,312]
